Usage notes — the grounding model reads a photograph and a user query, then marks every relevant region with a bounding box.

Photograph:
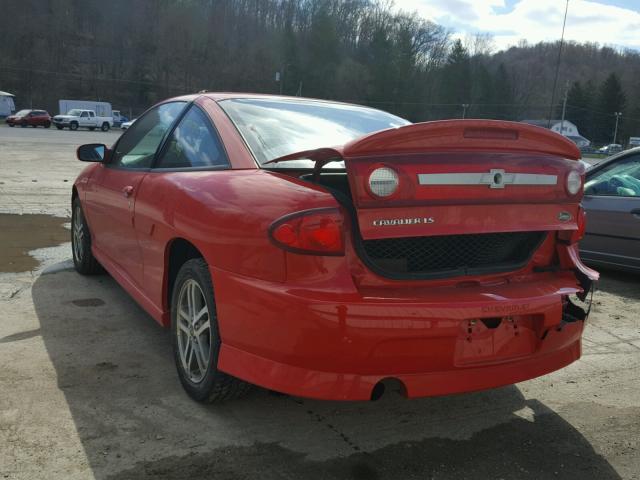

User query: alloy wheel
[72,205,84,262]
[176,279,212,384]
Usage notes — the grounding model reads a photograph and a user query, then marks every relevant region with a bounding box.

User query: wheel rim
[176,279,211,384]
[73,205,84,262]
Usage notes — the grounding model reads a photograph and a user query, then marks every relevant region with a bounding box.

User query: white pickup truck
[52,109,113,131]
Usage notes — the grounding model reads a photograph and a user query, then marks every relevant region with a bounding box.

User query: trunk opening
[293,169,554,281]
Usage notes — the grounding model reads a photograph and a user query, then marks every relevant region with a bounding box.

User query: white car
[120,118,136,130]
[597,144,623,155]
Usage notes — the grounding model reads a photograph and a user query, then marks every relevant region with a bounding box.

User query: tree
[595,73,626,143]
[564,81,590,135]
[491,63,513,120]
[440,39,471,117]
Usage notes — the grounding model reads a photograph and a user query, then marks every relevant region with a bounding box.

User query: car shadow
[31,265,622,480]
[595,268,640,301]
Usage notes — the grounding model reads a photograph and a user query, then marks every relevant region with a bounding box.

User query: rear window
[219,98,409,167]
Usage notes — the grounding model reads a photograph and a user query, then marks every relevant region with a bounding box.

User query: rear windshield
[219,98,409,167]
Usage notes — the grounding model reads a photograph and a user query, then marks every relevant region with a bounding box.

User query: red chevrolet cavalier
[71,93,598,402]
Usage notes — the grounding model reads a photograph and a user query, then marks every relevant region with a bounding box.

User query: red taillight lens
[559,207,586,244]
[269,208,344,255]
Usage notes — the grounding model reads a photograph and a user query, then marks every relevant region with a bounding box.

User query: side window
[155,106,229,169]
[111,102,186,169]
[80,111,88,118]
[584,155,640,197]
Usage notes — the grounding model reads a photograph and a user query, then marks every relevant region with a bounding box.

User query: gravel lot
[0,123,639,479]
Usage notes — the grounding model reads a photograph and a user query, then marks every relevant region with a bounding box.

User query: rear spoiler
[265,119,581,165]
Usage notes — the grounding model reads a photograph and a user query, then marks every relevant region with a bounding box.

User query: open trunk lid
[270,120,584,241]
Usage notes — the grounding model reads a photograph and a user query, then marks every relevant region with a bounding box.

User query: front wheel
[171,258,251,403]
[8,123,14,127]
[101,122,110,132]
[71,198,101,275]
[69,122,78,131]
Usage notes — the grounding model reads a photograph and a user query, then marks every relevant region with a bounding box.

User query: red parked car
[71,93,598,403]
[6,109,52,128]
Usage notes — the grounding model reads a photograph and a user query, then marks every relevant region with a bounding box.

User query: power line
[0,65,189,92]
[547,0,570,128]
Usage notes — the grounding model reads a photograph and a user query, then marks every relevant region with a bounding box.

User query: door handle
[122,185,134,198]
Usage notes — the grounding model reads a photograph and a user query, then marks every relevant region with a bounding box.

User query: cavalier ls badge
[373,217,435,226]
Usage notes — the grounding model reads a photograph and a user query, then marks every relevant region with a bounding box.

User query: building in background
[521,119,591,149]
[0,91,16,117]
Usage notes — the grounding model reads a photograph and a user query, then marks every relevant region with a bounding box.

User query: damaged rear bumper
[215,261,596,401]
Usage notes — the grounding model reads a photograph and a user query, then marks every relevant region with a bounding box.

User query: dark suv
[6,109,52,128]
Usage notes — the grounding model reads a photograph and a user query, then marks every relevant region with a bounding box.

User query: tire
[70,121,78,131]
[171,258,251,403]
[8,123,14,127]
[101,122,110,132]
[44,122,51,128]
[56,125,63,130]
[71,198,102,275]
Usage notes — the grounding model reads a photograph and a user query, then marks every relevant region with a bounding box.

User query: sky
[395,0,640,52]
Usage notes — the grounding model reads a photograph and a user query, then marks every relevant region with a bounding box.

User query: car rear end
[215,106,597,400]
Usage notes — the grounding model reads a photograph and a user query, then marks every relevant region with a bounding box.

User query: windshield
[15,110,30,117]
[219,98,410,167]
[66,109,84,116]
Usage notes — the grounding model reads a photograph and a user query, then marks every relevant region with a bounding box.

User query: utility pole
[560,81,569,135]
[462,103,469,119]
[613,112,622,144]
[547,0,570,128]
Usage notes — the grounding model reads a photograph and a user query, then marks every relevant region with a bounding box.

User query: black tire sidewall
[171,259,222,402]
[70,122,78,131]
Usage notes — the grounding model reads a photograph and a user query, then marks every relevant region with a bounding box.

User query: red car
[6,109,52,128]
[71,93,598,403]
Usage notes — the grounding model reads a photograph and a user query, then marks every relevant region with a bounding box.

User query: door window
[111,102,186,169]
[585,155,640,197]
[155,106,229,169]
[80,111,88,118]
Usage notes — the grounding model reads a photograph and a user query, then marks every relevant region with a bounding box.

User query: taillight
[566,170,582,195]
[559,207,586,244]
[269,208,344,255]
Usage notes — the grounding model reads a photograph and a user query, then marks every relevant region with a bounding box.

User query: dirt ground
[0,123,639,479]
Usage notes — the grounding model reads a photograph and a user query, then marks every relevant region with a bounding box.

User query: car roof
[168,92,378,110]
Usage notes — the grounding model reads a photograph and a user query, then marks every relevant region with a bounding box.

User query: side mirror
[77,143,107,162]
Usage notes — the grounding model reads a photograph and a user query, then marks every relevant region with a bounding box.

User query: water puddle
[0,213,70,272]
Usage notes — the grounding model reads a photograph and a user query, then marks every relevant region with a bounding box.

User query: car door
[133,103,231,307]
[581,153,640,270]
[78,111,89,127]
[84,101,187,286]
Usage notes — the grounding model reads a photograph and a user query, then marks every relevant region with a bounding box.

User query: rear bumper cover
[215,263,592,401]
